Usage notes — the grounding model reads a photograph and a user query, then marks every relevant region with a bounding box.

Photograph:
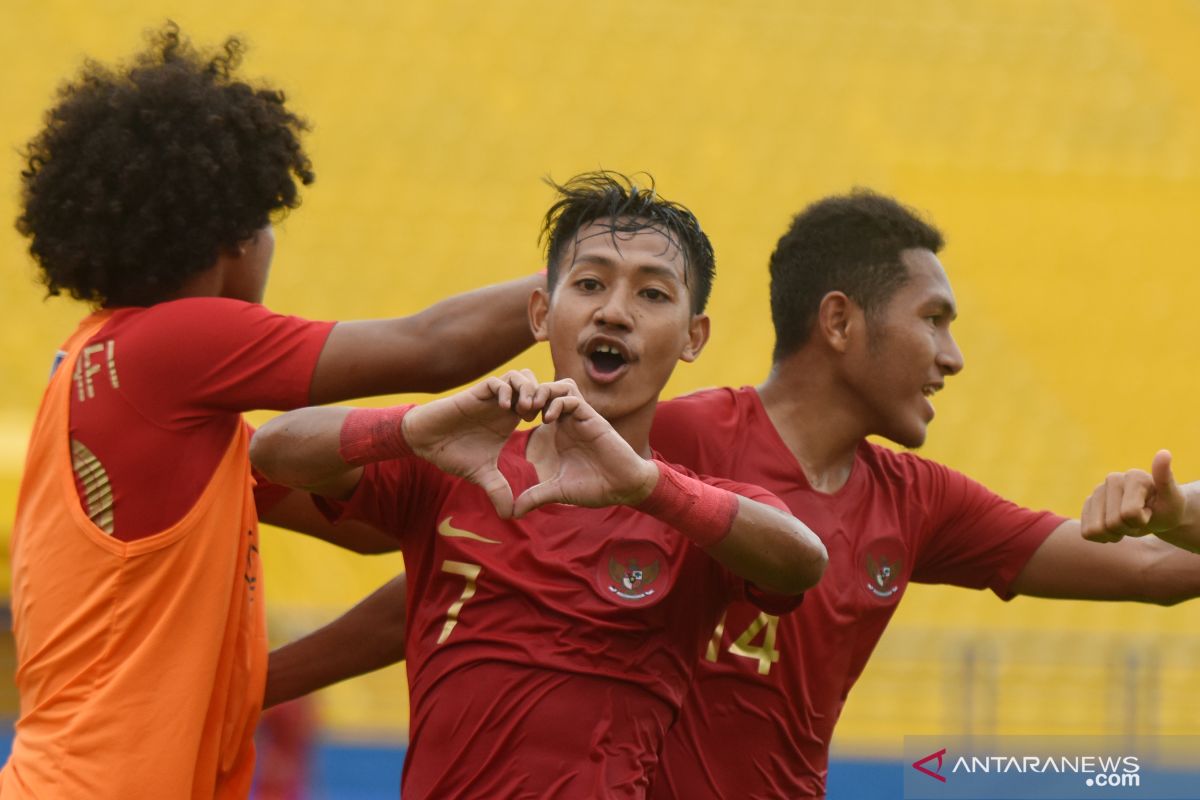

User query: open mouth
[589,345,627,375]
[584,340,632,384]
[920,383,942,418]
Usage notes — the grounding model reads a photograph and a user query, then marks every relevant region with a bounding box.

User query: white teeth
[595,345,620,355]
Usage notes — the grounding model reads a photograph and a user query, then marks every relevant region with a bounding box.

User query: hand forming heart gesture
[402,371,657,519]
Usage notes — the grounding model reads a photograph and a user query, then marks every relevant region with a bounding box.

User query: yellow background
[2,0,1199,755]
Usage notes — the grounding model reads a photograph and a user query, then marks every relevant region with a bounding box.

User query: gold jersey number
[705,610,780,675]
[437,560,482,644]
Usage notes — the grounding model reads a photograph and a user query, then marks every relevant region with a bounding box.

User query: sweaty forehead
[565,219,687,278]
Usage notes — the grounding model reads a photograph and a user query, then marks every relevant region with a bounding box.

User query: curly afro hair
[17,22,314,307]
[769,189,944,362]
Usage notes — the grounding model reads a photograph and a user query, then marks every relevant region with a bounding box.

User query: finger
[1080,491,1102,540]
[513,480,559,518]
[517,369,542,415]
[542,394,581,424]
[474,467,515,519]
[558,378,582,398]
[1102,472,1133,536]
[515,379,537,417]
[1152,450,1175,492]
[496,370,526,413]
[529,383,553,419]
[1118,472,1153,531]
[1082,489,1118,542]
[1104,471,1155,537]
[492,377,513,411]
[539,379,578,403]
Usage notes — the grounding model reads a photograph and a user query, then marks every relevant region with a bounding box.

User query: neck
[757,351,869,494]
[608,399,657,459]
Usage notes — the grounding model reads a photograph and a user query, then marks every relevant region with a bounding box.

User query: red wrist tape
[338,405,417,465]
[637,460,739,548]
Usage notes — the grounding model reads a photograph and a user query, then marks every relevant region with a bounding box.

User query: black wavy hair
[540,171,715,314]
[17,22,314,307]
[769,189,944,361]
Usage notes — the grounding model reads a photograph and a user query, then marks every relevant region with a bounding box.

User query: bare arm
[259,488,398,553]
[251,407,363,499]
[1010,519,1200,605]
[264,573,408,709]
[309,273,543,405]
[704,496,827,596]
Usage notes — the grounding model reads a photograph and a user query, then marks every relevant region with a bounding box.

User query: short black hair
[540,171,715,314]
[17,22,314,307]
[769,189,944,361]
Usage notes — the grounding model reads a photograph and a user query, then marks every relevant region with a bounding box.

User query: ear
[679,313,710,363]
[817,291,861,354]
[528,286,551,342]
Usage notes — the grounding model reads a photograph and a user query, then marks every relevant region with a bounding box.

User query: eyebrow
[927,297,958,320]
[570,254,684,283]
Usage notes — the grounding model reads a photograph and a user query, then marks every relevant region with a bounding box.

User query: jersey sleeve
[694,472,805,615]
[119,297,335,420]
[908,457,1066,599]
[313,457,452,549]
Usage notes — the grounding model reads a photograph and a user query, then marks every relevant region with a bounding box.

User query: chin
[885,423,928,450]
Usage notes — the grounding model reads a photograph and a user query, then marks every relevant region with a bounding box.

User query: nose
[938,331,964,376]
[594,288,634,330]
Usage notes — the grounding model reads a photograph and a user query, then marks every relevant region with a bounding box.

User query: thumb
[1152,449,1176,493]
[474,467,514,519]
[513,480,559,518]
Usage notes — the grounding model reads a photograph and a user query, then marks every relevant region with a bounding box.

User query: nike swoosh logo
[437,517,501,544]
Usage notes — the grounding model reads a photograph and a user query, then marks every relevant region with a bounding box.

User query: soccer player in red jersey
[645,191,1200,800]
[3,25,540,799]
[250,172,829,799]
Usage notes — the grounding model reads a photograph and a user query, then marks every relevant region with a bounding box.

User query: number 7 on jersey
[437,560,482,644]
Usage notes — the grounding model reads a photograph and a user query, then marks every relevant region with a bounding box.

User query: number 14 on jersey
[705,610,780,675]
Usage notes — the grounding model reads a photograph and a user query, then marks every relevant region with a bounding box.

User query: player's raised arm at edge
[309,273,544,405]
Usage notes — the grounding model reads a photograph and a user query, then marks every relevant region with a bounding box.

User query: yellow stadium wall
[2,0,1199,756]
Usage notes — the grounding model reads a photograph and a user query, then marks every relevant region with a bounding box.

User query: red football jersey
[64,297,334,539]
[648,387,1066,800]
[320,428,797,799]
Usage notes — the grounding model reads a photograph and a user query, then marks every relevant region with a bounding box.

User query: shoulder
[657,385,743,421]
[653,386,753,444]
[121,297,324,333]
[860,441,955,486]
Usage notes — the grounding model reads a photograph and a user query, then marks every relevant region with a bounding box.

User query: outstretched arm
[251,370,553,503]
[1012,451,1200,605]
[264,573,408,709]
[1010,519,1200,605]
[309,273,543,404]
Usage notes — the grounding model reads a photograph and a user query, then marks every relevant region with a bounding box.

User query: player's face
[529,219,708,425]
[848,248,964,448]
[223,225,275,304]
